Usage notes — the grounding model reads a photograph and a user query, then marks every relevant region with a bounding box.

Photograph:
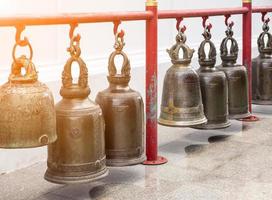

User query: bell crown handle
[107,33,131,84]
[258,26,272,54]
[167,32,194,65]
[198,29,216,67]
[60,36,90,99]
[9,41,38,83]
[220,27,239,63]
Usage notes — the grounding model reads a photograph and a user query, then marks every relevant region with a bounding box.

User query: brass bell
[158,31,207,127]
[217,26,250,119]
[45,36,108,184]
[194,28,231,129]
[252,21,272,104]
[0,42,56,148]
[96,33,145,166]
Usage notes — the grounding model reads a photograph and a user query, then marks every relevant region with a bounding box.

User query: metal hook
[15,25,29,47]
[113,21,125,38]
[224,14,234,28]
[176,18,186,33]
[202,16,212,32]
[69,23,81,42]
[261,12,270,24]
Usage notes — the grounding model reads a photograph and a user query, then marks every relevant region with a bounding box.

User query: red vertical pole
[242,0,259,121]
[143,0,167,165]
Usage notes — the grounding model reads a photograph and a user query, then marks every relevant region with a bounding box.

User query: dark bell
[252,22,272,104]
[216,27,250,119]
[194,29,230,129]
[95,33,145,166]
[158,31,207,127]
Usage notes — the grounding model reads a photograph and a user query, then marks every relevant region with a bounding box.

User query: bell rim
[44,167,109,185]
[229,112,251,120]
[252,99,272,105]
[106,154,146,167]
[158,117,207,127]
[192,120,231,130]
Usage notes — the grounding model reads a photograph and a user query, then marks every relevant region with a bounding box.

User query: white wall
[0,0,271,174]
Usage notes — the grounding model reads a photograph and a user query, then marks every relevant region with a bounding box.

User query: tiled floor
[1,105,272,200]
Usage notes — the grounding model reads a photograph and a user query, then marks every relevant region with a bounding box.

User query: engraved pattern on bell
[45,36,108,184]
[193,28,230,129]
[95,33,145,166]
[0,46,56,148]
[216,24,250,119]
[252,20,272,104]
[158,31,207,127]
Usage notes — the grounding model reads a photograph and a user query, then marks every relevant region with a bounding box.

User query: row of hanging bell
[45,35,108,184]
[159,24,249,129]
[252,20,272,104]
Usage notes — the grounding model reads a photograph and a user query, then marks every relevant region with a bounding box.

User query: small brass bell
[0,42,56,148]
[194,28,231,129]
[45,36,108,184]
[158,31,207,127]
[217,26,250,119]
[252,21,272,104]
[96,33,145,166]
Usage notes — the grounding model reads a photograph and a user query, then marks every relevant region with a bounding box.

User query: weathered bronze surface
[158,31,207,127]
[194,29,230,129]
[217,26,250,119]
[45,37,108,184]
[0,43,56,148]
[252,21,272,104]
[96,33,145,166]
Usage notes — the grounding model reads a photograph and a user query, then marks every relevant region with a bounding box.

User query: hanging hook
[261,12,270,24]
[202,16,212,32]
[224,14,234,28]
[69,23,81,42]
[15,25,29,47]
[176,17,186,33]
[113,21,125,38]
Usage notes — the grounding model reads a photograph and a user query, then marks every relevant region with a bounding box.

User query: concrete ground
[1,104,272,200]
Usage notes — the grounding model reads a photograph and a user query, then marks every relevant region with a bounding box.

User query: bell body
[196,67,230,129]
[158,64,207,126]
[0,56,56,148]
[45,43,108,184]
[96,84,145,166]
[45,98,108,184]
[217,62,250,119]
[252,53,272,104]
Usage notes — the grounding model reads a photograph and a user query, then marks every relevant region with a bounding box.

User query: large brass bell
[158,30,207,127]
[96,32,145,166]
[217,25,250,119]
[194,28,230,129]
[0,41,56,148]
[45,36,108,184]
[252,20,272,104]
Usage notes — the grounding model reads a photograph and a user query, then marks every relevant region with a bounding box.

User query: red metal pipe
[252,7,272,13]
[0,11,153,27]
[158,7,249,19]
[241,1,259,122]
[143,1,167,165]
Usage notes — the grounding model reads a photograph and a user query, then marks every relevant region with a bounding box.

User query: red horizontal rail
[158,7,249,19]
[0,11,153,27]
[252,6,272,13]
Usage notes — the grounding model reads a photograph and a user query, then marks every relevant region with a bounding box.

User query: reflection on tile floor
[1,105,272,200]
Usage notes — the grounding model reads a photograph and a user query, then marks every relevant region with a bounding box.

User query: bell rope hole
[178,48,184,60]
[113,54,125,75]
[264,33,269,48]
[71,61,80,84]
[227,39,232,55]
[204,42,211,60]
